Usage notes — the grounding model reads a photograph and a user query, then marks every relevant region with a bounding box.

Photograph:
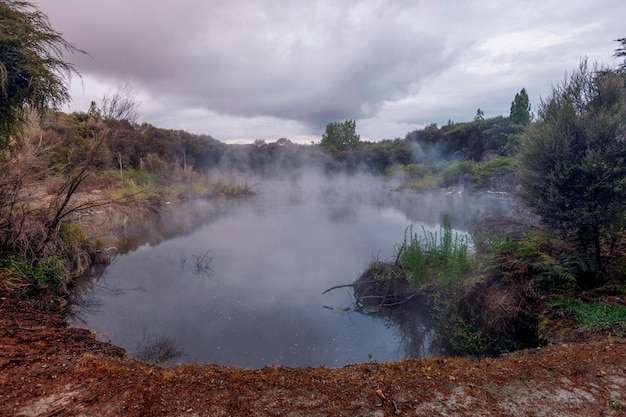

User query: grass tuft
[396,215,470,287]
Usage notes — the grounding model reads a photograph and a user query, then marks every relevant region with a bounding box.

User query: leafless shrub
[100,82,141,124]
[0,126,162,283]
[136,333,182,365]
[480,285,523,333]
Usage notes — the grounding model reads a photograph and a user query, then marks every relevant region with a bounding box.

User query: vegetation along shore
[1,1,625,415]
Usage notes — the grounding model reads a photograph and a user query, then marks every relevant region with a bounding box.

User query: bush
[489,232,581,296]
[0,256,64,288]
[472,156,518,189]
[388,163,439,189]
[549,298,626,333]
[440,161,475,187]
[518,60,626,285]
[434,303,523,356]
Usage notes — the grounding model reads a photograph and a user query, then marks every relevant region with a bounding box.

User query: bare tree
[100,82,141,124]
[0,126,162,272]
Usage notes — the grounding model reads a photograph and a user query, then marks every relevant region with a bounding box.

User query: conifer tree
[509,88,531,125]
[518,60,626,285]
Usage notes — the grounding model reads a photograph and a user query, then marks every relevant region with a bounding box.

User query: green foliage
[59,221,88,244]
[609,397,624,409]
[441,161,475,186]
[503,132,523,155]
[549,298,626,332]
[489,232,580,296]
[472,156,518,188]
[406,116,520,162]
[393,156,517,191]
[615,37,626,73]
[509,88,532,125]
[0,0,82,147]
[518,60,626,285]
[0,255,64,287]
[397,216,470,287]
[434,303,489,356]
[211,180,252,196]
[143,152,170,178]
[320,119,360,153]
[387,163,438,189]
[432,294,522,356]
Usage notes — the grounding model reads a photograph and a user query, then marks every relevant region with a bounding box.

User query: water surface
[71,175,513,367]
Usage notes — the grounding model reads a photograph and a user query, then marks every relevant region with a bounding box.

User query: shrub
[472,156,518,189]
[440,161,475,187]
[489,232,581,296]
[0,256,64,288]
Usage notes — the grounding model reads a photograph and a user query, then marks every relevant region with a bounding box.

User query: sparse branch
[100,82,141,124]
[614,37,626,72]
[322,283,357,294]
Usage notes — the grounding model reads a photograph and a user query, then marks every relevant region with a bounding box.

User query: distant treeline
[405,116,523,162]
[40,111,523,177]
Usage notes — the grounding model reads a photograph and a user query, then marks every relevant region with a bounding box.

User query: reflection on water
[70,174,515,368]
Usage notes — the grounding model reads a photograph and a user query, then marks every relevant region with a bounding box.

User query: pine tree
[509,88,531,125]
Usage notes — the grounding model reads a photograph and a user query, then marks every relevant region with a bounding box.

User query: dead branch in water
[321,283,357,294]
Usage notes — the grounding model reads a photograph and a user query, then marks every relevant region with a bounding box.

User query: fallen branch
[322,283,356,294]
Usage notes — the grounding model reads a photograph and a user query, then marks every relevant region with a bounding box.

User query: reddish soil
[1,292,625,417]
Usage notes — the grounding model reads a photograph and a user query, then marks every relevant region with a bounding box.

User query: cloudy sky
[36,0,625,143]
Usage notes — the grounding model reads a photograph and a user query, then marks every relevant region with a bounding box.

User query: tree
[0,0,83,148]
[474,108,485,121]
[518,59,626,285]
[320,119,360,153]
[509,88,531,125]
[100,82,141,124]
[614,37,626,73]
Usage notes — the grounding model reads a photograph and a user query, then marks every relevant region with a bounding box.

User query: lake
[70,173,514,368]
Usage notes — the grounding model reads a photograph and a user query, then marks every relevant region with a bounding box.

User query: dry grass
[481,285,524,333]
[0,268,31,294]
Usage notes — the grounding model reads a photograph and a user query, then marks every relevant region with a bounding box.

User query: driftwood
[322,284,356,294]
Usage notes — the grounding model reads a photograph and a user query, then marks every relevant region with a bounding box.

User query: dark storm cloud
[37,0,456,130]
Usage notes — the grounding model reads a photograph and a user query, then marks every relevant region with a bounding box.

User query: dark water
[70,174,514,368]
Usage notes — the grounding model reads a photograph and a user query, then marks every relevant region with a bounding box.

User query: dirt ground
[0,292,625,417]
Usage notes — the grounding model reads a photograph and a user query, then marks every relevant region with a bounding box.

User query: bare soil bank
[1,292,625,417]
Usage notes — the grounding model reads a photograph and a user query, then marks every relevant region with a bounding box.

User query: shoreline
[1,290,625,416]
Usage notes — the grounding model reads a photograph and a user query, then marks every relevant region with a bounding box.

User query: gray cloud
[36,0,626,141]
[37,1,457,129]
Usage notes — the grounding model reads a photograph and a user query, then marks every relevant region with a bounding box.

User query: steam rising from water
[71,170,515,367]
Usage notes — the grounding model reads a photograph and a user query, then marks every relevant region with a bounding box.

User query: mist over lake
[70,172,515,367]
